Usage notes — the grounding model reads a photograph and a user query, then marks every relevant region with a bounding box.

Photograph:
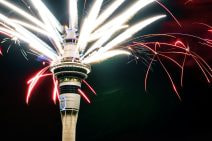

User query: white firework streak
[91,0,126,32]
[11,19,52,37]
[0,0,166,63]
[0,14,58,60]
[69,0,78,30]
[77,0,104,51]
[82,50,131,64]
[82,15,166,64]
[30,0,64,54]
[88,0,156,41]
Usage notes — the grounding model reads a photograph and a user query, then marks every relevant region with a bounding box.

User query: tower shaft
[58,79,81,141]
[61,108,78,141]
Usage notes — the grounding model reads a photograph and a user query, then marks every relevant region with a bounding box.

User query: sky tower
[51,28,91,141]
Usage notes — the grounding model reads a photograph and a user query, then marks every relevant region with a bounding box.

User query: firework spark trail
[174,40,188,87]
[142,41,212,78]
[0,0,63,56]
[52,76,59,103]
[82,25,129,58]
[30,0,63,54]
[27,73,52,84]
[156,1,182,27]
[194,22,212,29]
[0,0,47,30]
[0,29,13,38]
[193,23,212,34]
[91,0,126,32]
[82,50,131,64]
[82,80,97,95]
[131,31,212,98]
[78,0,104,51]
[185,0,193,5]
[191,55,211,83]
[26,66,50,104]
[80,0,163,58]
[0,16,58,60]
[11,19,53,37]
[157,55,182,100]
[84,15,166,62]
[134,42,183,99]
[145,55,156,92]
[77,89,91,104]
[0,46,2,56]
[90,0,155,36]
[88,25,129,42]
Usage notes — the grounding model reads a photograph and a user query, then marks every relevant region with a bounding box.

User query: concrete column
[61,110,78,141]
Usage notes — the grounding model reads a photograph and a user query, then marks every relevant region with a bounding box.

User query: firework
[0,0,211,141]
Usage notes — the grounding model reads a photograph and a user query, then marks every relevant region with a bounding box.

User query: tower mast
[51,28,90,141]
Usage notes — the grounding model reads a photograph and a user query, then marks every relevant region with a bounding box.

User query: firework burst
[0,0,211,104]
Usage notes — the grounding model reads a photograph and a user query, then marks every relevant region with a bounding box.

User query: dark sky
[0,0,212,141]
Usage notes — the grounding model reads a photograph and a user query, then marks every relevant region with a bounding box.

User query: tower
[51,29,91,141]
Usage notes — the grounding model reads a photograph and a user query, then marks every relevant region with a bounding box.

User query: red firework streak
[26,66,51,104]
[129,31,212,100]
[26,66,60,104]
[194,23,212,34]
[77,89,91,104]
[82,80,97,95]
[52,75,59,103]
[26,66,96,104]
[0,46,2,56]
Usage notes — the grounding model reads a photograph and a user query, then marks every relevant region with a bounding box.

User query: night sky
[0,0,212,141]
